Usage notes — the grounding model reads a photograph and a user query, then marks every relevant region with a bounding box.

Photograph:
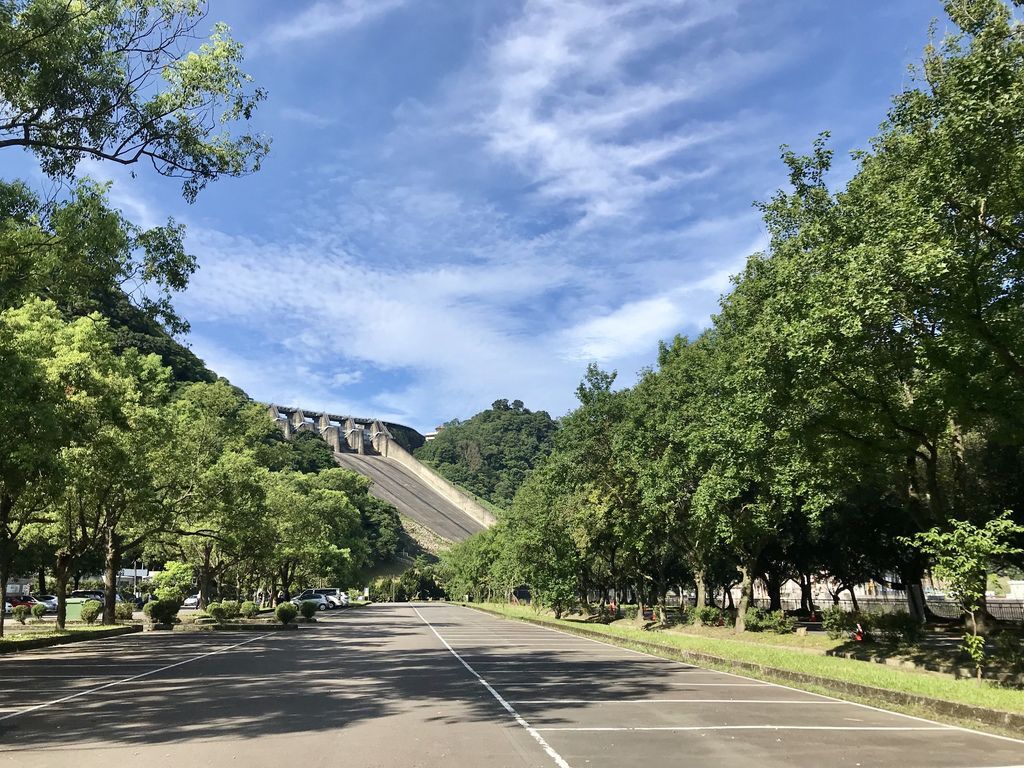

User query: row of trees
[0,2,399,634]
[443,0,1024,632]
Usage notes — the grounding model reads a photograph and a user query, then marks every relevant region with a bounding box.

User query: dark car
[69,590,106,603]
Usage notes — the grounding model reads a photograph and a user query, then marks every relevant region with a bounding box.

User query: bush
[696,606,725,626]
[821,607,859,639]
[871,611,923,643]
[621,604,638,621]
[275,602,298,625]
[80,600,102,624]
[115,602,135,621]
[12,605,30,624]
[31,603,46,620]
[299,600,318,620]
[744,608,797,634]
[206,602,227,623]
[993,630,1024,672]
[240,600,259,619]
[220,600,240,619]
[143,599,180,625]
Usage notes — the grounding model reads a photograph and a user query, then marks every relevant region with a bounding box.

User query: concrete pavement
[0,603,1021,767]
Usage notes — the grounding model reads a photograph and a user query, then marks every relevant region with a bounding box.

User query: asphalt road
[0,604,1021,767]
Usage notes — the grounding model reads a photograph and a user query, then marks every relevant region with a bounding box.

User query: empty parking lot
[0,604,1021,767]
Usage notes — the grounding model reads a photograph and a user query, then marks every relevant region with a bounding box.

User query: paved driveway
[0,604,1020,767]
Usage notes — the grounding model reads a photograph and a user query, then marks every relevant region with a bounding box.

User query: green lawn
[472,603,1024,716]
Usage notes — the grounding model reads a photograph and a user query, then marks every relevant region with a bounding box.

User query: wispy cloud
[280,106,336,128]
[460,0,781,223]
[262,0,407,47]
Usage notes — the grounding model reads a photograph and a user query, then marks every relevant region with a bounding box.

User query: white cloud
[459,0,780,222]
[262,0,406,46]
[280,106,335,128]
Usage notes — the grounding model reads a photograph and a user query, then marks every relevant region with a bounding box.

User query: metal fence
[747,596,1024,623]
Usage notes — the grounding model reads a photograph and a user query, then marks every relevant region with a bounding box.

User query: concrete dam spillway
[268,405,494,542]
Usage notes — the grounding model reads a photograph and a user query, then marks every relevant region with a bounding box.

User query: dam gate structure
[268,405,495,542]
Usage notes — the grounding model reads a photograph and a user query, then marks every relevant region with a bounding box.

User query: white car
[182,594,200,608]
[290,592,329,611]
[3,600,10,615]
[314,588,349,608]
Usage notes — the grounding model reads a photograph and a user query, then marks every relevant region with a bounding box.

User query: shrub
[621,604,638,621]
[275,602,298,625]
[821,607,860,639]
[12,605,30,624]
[993,630,1024,672]
[206,602,227,623]
[299,600,318,620]
[31,603,46,620]
[871,611,923,643]
[80,600,102,624]
[143,599,180,625]
[744,608,797,634]
[220,600,240,619]
[240,600,259,619]
[696,606,725,626]
[155,586,185,604]
[114,602,135,621]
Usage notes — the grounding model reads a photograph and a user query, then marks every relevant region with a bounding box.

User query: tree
[910,512,1024,676]
[0,0,269,201]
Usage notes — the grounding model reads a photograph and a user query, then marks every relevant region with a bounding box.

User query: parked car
[314,588,350,608]
[30,595,57,612]
[182,594,200,609]
[5,594,37,608]
[290,592,329,611]
[69,593,117,606]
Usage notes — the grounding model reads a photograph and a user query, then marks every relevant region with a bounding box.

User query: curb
[463,605,1024,733]
[0,624,141,654]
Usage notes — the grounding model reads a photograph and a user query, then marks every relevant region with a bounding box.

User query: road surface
[0,604,1021,767]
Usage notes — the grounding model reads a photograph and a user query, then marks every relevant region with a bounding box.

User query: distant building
[424,425,445,442]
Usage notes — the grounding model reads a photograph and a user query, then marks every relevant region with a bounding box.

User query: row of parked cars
[177,588,351,611]
[3,590,143,615]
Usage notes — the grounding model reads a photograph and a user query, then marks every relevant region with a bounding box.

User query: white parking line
[534,725,952,732]
[459,605,1024,747]
[413,607,573,768]
[0,633,273,722]
[510,699,844,705]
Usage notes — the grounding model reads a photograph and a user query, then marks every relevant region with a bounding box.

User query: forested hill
[415,399,557,509]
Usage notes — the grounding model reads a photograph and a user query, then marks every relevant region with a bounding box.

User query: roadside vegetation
[441,0,1024,684]
[0,0,401,638]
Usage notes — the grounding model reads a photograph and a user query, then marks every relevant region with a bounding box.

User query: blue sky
[26,0,951,432]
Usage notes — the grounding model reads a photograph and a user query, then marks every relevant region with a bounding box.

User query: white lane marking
[412,607,572,768]
[0,633,273,722]
[459,606,1024,747]
[534,725,951,732]
[510,699,844,705]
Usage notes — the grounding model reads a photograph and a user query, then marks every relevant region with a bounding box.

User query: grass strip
[464,602,1024,737]
[0,624,140,653]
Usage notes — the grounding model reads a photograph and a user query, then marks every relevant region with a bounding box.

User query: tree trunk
[764,570,782,612]
[54,556,72,630]
[847,586,859,612]
[37,568,46,594]
[199,545,214,608]
[102,528,121,625]
[694,569,707,619]
[734,562,754,633]
[974,594,999,635]
[799,573,814,614]
[0,568,8,638]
